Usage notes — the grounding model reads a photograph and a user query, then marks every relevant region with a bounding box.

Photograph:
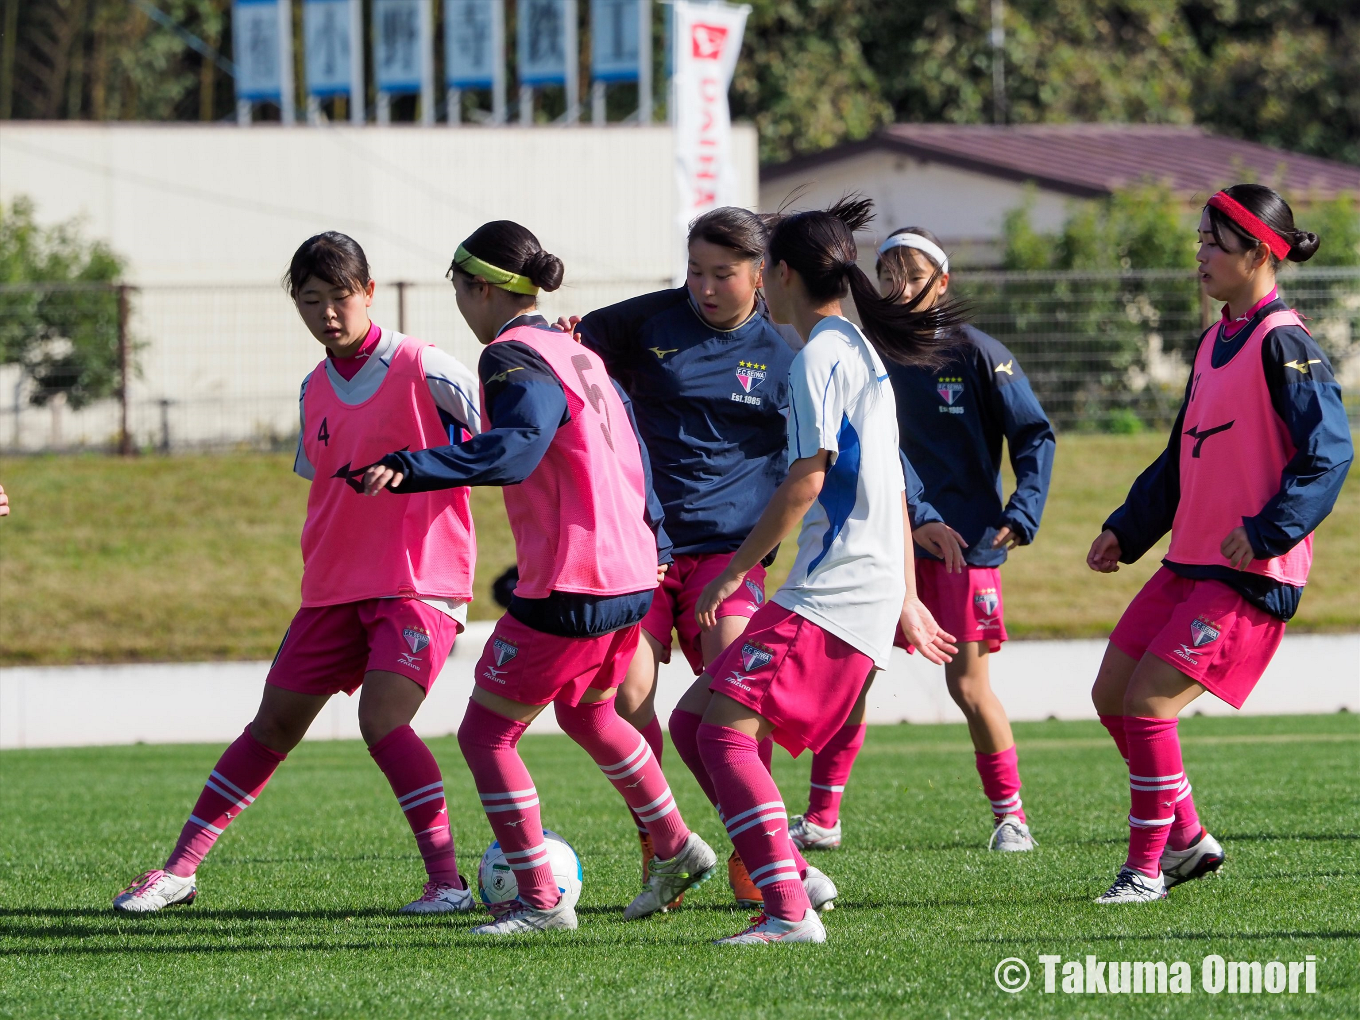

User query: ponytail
[767,197,965,367]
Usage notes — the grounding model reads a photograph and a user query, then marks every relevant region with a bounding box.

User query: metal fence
[2,268,1358,452]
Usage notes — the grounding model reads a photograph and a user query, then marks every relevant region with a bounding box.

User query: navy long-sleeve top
[1104,294,1353,621]
[577,287,798,557]
[380,315,671,637]
[887,325,1056,568]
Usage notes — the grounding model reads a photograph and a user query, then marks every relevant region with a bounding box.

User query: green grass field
[2,434,1357,665]
[1,714,1356,1018]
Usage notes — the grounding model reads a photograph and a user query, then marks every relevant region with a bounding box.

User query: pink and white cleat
[400,878,478,914]
[714,908,827,945]
[112,870,197,913]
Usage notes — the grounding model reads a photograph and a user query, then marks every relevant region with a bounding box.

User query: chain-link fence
[2,269,1358,452]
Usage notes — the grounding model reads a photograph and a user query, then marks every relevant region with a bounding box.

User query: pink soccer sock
[669,708,721,809]
[456,700,558,910]
[698,724,811,921]
[164,726,286,878]
[555,699,690,860]
[975,745,1026,823]
[625,715,667,836]
[1124,716,1187,878]
[368,724,461,887]
[806,723,865,828]
[1102,713,1201,852]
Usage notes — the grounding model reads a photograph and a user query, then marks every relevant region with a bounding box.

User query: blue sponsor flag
[373,0,428,93]
[518,0,569,85]
[591,0,639,82]
[232,0,284,102]
[445,0,499,88]
[303,0,354,97]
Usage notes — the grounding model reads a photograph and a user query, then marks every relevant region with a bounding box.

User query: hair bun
[524,249,564,292]
[1288,230,1320,263]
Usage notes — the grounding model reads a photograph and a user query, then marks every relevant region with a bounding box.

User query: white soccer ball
[477,829,583,915]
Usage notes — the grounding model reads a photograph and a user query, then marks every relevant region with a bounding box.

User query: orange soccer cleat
[728,850,763,908]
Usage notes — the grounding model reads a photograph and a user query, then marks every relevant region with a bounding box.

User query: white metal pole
[563,0,579,124]
[519,85,533,123]
[278,0,296,122]
[637,0,652,125]
[591,79,605,124]
[377,92,392,124]
[237,98,253,125]
[420,0,435,124]
[448,86,462,124]
[349,0,365,122]
[492,0,507,123]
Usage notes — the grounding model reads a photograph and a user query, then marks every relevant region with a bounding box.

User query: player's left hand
[899,595,957,665]
[657,562,669,584]
[696,567,746,632]
[362,463,404,495]
[1220,526,1255,570]
[552,314,583,338]
[991,525,1022,550]
[0,483,8,518]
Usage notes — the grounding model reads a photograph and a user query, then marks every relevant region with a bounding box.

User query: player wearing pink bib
[363,221,717,935]
[1087,186,1352,904]
[114,233,483,915]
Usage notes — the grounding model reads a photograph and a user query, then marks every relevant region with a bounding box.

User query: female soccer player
[114,232,483,914]
[787,227,1056,854]
[672,197,962,944]
[1087,184,1351,903]
[567,208,799,904]
[362,220,717,935]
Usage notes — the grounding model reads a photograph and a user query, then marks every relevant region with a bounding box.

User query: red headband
[1206,191,1292,260]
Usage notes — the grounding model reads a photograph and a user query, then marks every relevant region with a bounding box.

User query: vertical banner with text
[374,0,435,121]
[445,0,505,120]
[232,0,295,121]
[591,0,639,81]
[303,0,364,120]
[671,1,748,281]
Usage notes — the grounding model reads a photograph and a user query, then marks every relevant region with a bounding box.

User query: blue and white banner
[517,0,571,85]
[373,0,430,93]
[445,0,501,88]
[303,0,356,97]
[591,0,640,82]
[232,0,288,102]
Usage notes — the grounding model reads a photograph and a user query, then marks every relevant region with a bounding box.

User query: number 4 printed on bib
[317,416,330,446]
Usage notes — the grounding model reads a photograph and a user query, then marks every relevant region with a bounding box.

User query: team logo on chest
[740,641,774,672]
[735,360,767,392]
[936,375,964,413]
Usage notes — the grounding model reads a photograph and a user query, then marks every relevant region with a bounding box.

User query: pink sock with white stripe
[1101,713,1201,851]
[555,699,689,860]
[698,723,811,922]
[1124,716,1186,877]
[164,726,285,878]
[368,724,461,886]
[806,723,865,827]
[625,714,667,836]
[975,745,1026,823]
[456,700,557,910]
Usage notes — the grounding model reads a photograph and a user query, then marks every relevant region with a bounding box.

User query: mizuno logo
[649,346,678,360]
[1184,420,1235,458]
[333,448,409,492]
[486,366,524,384]
[994,360,1014,375]
[1284,359,1321,374]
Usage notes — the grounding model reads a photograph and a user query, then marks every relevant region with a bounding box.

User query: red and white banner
[672,1,749,283]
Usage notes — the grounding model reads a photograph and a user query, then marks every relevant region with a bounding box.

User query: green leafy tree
[0,196,127,408]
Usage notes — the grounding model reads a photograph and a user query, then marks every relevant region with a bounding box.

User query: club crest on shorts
[974,589,999,617]
[744,579,765,606]
[1190,617,1221,648]
[741,641,774,672]
[402,627,430,655]
[493,638,519,667]
[936,376,964,405]
[735,360,767,393]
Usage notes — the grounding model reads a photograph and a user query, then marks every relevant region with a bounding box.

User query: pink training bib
[486,325,658,599]
[299,334,476,606]
[1167,310,1312,586]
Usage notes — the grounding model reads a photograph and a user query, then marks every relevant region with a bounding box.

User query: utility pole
[990,0,1006,125]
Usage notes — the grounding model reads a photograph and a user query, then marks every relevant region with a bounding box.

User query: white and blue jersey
[773,316,907,669]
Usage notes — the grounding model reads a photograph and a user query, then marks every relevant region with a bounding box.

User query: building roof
[761,124,1360,200]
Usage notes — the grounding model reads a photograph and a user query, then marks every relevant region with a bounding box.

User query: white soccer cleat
[112,869,197,913]
[988,814,1036,852]
[1160,830,1225,887]
[1094,866,1167,904]
[400,878,478,914]
[788,814,842,850]
[624,832,718,920]
[803,864,838,911]
[469,897,578,934]
[714,908,827,945]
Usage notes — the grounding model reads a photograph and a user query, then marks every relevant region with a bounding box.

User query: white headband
[876,233,949,275]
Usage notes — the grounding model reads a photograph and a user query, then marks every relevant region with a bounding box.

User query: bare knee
[249,712,306,754]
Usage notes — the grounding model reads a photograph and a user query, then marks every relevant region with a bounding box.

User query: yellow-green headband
[453,245,539,296]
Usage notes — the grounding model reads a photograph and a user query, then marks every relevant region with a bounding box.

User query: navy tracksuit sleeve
[900,449,944,528]
[612,378,674,565]
[993,374,1055,544]
[1103,373,1190,563]
[1244,330,1354,557]
[383,342,568,492]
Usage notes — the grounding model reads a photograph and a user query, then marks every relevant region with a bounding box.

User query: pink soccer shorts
[472,613,641,707]
[894,560,1007,654]
[706,601,875,756]
[266,597,459,697]
[641,552,769,674]
[1109,566,1285,709]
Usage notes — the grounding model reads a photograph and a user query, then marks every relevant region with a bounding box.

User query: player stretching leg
[563,208,804,907]
[1088,185,1350,904]
[115,234,483,914]
[789,227,1057,854]
[364,221,716,935]
[681,198,960,944]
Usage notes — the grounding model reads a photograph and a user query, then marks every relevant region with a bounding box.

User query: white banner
[303,0,356,97]
[671,1,748,283]
[518,0,571,85]
[373,0,430,93]
[445,0,501,88]
[232,0,289,102]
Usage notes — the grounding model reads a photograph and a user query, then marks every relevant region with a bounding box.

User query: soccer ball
[477,829,583,915]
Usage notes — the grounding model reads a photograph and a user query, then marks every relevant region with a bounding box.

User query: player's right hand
[695,567,745,632]
[899,595,956,665]
[0,483,8,517]
[913,521,968,572]
[1087,529,1122,572]
[362,463,404,496]
[552,315,583,337]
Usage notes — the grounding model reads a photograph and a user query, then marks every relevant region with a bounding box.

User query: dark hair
[1206,184,1320,265]
[874,225,949,293]
[688,206,768,262]
[766,197,965,367]
[449,219,564,292]
[284,231,370,298]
